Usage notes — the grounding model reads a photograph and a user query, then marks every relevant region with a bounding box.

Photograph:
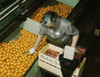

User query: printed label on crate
[39,53,60,68]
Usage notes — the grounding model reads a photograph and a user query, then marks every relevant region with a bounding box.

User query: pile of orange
[0,29,47,77]
[31,3,73,23]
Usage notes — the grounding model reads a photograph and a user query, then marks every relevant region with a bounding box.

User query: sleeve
[39,25,46,36]
[65,24,79,36]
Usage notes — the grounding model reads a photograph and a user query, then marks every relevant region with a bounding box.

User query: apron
[46,35,72,48]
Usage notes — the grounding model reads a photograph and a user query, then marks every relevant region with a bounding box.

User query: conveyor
[0,0,90,77]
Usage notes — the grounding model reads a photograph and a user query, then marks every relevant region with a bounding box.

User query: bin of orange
[0,29,47,77]
[31,3,73,23]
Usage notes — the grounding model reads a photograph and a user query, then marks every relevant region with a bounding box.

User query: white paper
[63,46,75,60]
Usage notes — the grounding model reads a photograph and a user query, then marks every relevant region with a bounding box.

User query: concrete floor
[82,37,100,77]
[74,0,100,77]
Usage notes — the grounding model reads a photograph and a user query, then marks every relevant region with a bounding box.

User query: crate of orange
[38,43,64,76]
[38,43,87,77]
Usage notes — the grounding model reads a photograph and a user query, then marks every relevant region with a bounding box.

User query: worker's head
[42,11,57,29]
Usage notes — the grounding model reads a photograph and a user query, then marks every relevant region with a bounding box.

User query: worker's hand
[70,46,79,53]
[75,49,80,54]
[29,47,36,54]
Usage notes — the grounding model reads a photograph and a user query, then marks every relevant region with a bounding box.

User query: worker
[29,11,79,54]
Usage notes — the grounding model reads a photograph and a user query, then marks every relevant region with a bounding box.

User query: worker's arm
[34,34,44,50]
[71,34,79,48]
[29,34,44,54]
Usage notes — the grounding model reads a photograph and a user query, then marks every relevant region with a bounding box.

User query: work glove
[29,47,36,54]
[63,45,75,60]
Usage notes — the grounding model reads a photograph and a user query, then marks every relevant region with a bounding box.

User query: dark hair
[42,11,57,24]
